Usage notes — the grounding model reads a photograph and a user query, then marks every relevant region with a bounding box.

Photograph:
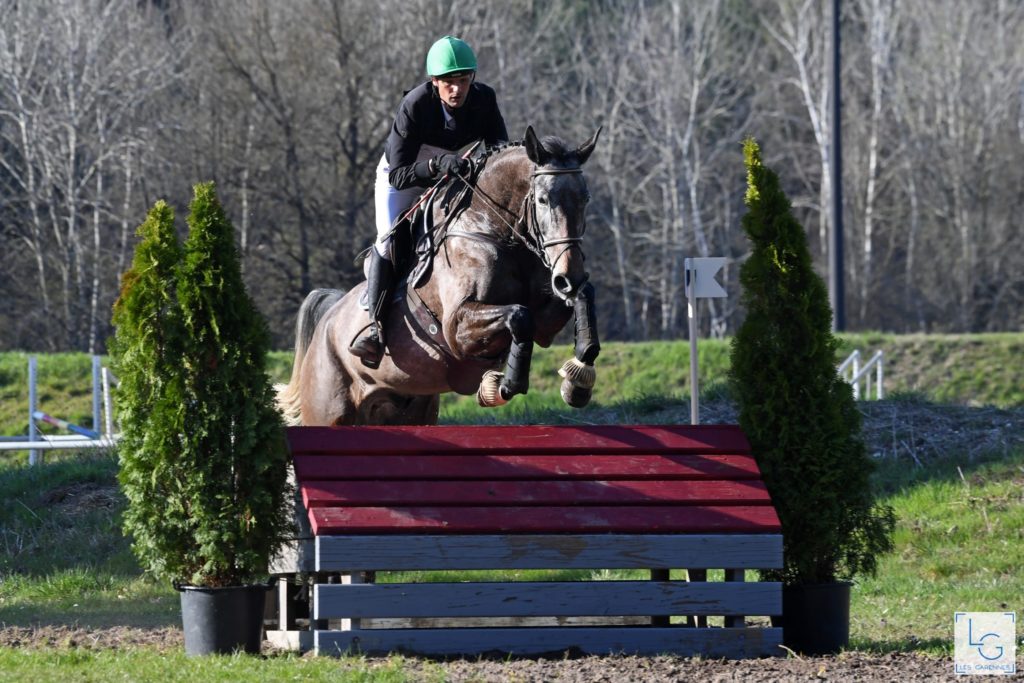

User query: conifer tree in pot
[111,184,293,655]
[729,140,895,655]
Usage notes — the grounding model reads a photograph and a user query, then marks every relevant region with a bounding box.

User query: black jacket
[385,80,509,190]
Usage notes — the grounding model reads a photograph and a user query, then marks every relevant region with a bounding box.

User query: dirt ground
[0,624,971,680]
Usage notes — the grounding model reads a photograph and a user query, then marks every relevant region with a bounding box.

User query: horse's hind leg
[297,340,357,426]
[358,392,439,425]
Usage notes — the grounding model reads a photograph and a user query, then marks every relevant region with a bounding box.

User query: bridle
[449,163,586,274]
[524,167,586,269]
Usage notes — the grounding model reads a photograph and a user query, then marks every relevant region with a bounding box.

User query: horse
[277,126,602,426]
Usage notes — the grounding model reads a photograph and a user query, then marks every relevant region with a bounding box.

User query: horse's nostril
[553,274,574,295]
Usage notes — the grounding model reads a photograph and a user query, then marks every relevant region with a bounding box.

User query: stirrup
[349,330,384,369]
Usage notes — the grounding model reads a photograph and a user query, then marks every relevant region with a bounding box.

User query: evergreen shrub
[111,184,293,587]
[729,139,895,585]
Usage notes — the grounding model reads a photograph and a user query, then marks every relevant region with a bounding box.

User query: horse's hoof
[561,378,592,408]
[477,370,509,407]
[558,358,596,389]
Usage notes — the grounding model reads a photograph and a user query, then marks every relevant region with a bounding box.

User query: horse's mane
[477,139,523,164]
[478,135,579,167]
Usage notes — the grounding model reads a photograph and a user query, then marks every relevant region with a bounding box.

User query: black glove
[433,153,469,178]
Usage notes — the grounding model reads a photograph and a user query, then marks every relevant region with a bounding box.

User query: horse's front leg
[559,282,601,408]
[497,305,534,399]
[447,302,534,408]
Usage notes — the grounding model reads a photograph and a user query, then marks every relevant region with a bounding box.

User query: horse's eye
[537,195,548,206]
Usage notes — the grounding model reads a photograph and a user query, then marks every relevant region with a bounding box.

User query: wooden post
[724,569,745,627]
[339,572,364,631]
[277,577,295,631]
[650,569,671,626]
[687,569,708,628]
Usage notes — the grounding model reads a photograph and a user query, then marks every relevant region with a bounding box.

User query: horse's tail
[276,288,345,425]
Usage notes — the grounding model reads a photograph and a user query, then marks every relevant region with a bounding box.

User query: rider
[349,35,510,368]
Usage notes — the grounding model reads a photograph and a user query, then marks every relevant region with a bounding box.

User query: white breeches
[373,144,449,256]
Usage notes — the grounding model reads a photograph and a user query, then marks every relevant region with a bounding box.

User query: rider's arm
[386,90,436,191]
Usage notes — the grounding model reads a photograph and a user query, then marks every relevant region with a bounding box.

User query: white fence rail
[0,356,120,463]
[838,350,884,400]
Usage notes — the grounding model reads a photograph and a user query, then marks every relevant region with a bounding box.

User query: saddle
[356,171,498,393]
[359,175,473,307]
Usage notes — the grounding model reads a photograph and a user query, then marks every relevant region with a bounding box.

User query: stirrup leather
[348,250,394,368]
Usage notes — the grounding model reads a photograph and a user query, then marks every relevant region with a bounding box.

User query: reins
[445,162,585,272]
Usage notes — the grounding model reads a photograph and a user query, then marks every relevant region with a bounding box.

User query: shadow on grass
[0,598,179,630]
[871,447,1024,501]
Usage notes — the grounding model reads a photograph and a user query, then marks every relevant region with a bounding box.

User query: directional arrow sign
[685,256,727,426]
[684,257,727,298]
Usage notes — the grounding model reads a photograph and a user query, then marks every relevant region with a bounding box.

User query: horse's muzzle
[552,271,589,304]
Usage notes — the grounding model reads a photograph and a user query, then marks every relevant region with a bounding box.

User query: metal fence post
[92,355,102,437]
[28,356,40,466]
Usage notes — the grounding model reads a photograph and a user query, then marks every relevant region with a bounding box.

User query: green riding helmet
[425,36,477,77]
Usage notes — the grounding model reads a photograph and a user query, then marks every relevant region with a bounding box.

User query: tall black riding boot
[349,249,395,369]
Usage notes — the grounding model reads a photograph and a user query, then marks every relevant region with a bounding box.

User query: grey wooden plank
[316,534,783,571]
[314,581,781,619]
[315,626,783,658]
[269,538,315,574]
[268,485,314,573]
[265,629,313,652]
[357,616,652,628]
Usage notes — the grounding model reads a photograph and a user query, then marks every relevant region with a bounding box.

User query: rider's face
[432,72,474,110]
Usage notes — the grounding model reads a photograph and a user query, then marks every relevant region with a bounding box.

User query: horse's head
[523,126,601,304]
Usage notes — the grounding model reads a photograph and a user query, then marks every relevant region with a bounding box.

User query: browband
[533,167,583,177]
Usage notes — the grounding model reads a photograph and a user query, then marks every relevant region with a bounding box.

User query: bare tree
[848,0,897,324]
[3,0,1024,350]
[0,0,184,350]
[762,0,833,263]
[887,0,1024,330]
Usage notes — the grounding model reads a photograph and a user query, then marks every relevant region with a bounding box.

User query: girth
[404,284,501,395]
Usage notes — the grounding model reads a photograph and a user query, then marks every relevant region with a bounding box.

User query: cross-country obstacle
[268,424,783,658]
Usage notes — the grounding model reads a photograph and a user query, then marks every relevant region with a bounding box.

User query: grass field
[3,332,1023,439]
[0,648,425,683]
[1,337,1022,678]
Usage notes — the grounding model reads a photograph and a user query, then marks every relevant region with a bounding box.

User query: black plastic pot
[177,583,270,655]
[771,581,851,655]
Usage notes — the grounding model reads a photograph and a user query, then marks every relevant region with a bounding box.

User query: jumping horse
[277,126,601,426]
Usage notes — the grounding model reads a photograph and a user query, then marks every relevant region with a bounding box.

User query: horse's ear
[524,126,551,166]
[575,127,602,166]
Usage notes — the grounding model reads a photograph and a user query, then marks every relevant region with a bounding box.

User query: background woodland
[2,0,1022,351]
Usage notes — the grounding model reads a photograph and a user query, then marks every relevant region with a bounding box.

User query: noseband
[519,167,585,271]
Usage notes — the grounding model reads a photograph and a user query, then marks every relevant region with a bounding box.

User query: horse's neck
[467,151,531,236]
